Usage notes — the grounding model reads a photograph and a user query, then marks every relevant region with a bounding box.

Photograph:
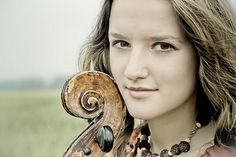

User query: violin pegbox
[61,71,126,157]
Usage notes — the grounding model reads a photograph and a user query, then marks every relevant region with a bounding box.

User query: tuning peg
[95,125,114,152]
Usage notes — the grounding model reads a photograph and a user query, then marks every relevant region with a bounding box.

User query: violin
[61,71,126,157]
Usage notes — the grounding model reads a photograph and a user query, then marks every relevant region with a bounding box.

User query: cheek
[109,52,125,82]
[110,52,118,77]
[154,52,198,100]
[163,49,197,82]
[161,64,197,86]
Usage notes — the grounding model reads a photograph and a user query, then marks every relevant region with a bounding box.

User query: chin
[128,109,157,120]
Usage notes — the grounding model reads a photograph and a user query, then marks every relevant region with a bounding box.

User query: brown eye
[160,43,171,49]
[112,40,130,48]
[152,42,175,52]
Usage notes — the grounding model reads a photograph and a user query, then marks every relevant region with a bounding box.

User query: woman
[79,0,236,156]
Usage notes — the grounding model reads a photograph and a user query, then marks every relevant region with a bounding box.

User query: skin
[108,0,209,154]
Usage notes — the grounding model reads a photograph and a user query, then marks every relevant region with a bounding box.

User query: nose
[124,49,148,81]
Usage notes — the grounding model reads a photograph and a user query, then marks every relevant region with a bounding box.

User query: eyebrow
[109,32,127,39]
[109,32,184,43]
[148,35,184,43]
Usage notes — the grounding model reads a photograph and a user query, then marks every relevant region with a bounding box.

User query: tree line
[0,76,69,90]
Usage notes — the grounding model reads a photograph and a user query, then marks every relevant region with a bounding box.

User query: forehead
[109,0,185,38]
[111,0,173,16]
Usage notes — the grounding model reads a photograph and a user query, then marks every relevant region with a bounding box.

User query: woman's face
[109,0,198,120]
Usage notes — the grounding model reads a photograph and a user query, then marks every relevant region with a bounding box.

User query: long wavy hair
[79,0,236,155]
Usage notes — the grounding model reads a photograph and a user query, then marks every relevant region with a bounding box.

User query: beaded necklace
[127,122,202,157]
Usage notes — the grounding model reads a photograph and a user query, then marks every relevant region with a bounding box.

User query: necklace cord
[127,122,202,157]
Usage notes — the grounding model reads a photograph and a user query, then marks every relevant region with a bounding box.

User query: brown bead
[178,141,190,152]
[160,149,172,157]
[170,144,181,155]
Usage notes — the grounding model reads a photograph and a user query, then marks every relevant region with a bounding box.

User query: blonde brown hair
[79,0,236,155]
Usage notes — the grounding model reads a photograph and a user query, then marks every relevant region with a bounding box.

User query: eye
[111,40,130,49]
[152,42,175,52]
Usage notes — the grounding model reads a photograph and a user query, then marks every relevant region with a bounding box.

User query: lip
[126,87,158,99]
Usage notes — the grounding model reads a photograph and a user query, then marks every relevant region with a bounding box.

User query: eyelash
[111,40,176,52]
[111,40,130,48]
[152,42,176,52]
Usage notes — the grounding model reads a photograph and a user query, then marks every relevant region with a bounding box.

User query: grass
[0,90,87,157]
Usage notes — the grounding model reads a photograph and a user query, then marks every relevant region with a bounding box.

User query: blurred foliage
[0,90,87,157]
[0,76,69,90]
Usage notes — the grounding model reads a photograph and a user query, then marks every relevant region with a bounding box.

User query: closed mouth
[126,87,158,98]
[126,87,158,91]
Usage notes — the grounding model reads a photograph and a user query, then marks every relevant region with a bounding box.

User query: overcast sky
[0,0,101,81]
[0,0,236,82]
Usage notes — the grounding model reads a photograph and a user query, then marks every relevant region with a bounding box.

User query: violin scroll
[61,71,126,157]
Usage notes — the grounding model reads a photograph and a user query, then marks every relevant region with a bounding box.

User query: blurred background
[0,0,101,156]
[0,0,236,157]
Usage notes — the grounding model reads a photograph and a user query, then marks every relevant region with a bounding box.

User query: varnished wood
[61,71,126,157]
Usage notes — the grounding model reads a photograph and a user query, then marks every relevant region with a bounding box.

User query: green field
[0,90,87,157]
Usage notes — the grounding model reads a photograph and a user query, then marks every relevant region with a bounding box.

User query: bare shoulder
[196,141,236,157]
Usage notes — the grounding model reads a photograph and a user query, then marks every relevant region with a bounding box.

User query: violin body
[61,71,126,157]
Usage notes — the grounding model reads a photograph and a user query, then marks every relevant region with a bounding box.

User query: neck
[147,97,197,153]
